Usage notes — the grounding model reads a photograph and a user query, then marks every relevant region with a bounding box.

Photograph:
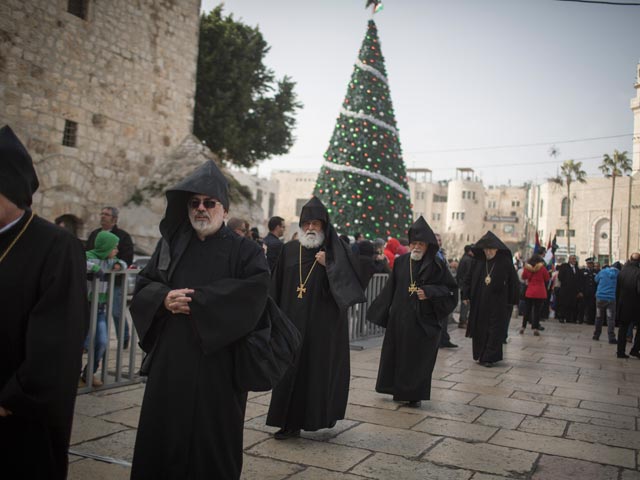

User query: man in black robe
[466,231,519,367]
[616,253,640,358]
[266,196,365,439]
[129,160,270,479]
[368,217,458,407]
[557,255,583,323]
[0,125,87,479]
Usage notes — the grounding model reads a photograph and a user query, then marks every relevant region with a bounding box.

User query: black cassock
[467,251,519,363]
[266,241,351,431]
[0,213,87,480]
[368,253,457,401]
[130,226,269,480]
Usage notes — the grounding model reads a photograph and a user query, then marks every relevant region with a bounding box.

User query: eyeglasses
[189,198,218,209]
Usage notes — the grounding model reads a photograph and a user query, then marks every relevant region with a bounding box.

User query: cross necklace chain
[408,258,419,295]
[0,211,35,265]
[297,244,318,299]
[485,259,496,286]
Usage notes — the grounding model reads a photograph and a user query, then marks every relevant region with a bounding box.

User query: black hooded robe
[466,232,519,364]
[615,260,640,354]
[129,161,270,480]
[0,124,87,480]
[370,252,458,401]
[266,197,365,432]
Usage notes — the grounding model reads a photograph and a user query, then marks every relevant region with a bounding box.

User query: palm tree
[599,150,631,263]
[550,160,587,257]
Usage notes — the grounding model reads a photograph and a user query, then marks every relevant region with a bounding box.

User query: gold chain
[297,243,319,298]
[0,211,35,264]
[408,258,419,295]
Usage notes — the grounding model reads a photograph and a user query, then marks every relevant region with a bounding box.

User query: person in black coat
[456,244,474,329]
[368,217,458,407]
[557,255,583,323]
[263,215,285,272]
[0,125,87,480]
[466,231,519,367]
[616,253,640,358]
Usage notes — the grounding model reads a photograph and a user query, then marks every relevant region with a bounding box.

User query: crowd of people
[3,123,640,479]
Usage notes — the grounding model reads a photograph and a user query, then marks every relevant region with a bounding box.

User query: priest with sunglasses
[129,160,270,479]
[368,216,458,408]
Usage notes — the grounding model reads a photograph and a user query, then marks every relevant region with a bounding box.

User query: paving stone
[432,379,457,389]
[241,453,304,479]
[351,452,472,480]
[245,401,270,420]
[578,400,640,417]
[430,387,478,405]
[452,383,515,398]
[470,474,510,480]
[517,416,567,437]
[543,405,636,430]
[530,454,618,480]
[67,458,130,480]
[94,385,145,406]
[470,395,545,416]
[97,406,141,429]
[351,367,379,379]
[247,438,370,472]
[412,417,497,442]
[349,388,402,410]
[553,387,638,407]
[70,414,129,445]
[248,391,270,401]
[403,399,485,423]
[444,374,502,387]
[350,376,377,390]
[423,438,538,476]
[74,392,137,417]
[288,466,368,479]
[71,429,137,463]
[243,428,270,449]
[330,423,439,457]
[511,390,580,408]
[566,423,640,449]
[490,429,635,468]
[302,420,359,441]
[621,469,640,480]
[346,404,424,429]
[249,392,272,406]
[475,409,525,429]
[497,379,556,395]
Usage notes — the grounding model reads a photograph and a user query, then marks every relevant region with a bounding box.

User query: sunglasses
[189,198,218,209]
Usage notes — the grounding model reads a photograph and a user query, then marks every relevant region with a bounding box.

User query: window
[433,194,447,202]
[462,191,466,199]
[67,0,88,19]
[504,224,514,234]
[268,193,275,218]
[556,229,565,237]
[540,199,544,217]
[561,197,569,217]
[511,200,520,207]
[472,192,476,200]
[488,200,497,209]
[295,198,308,214]
[256,189,263,205]
[568,229,575,237]
[460,212,465,220]
[62,120,78,147]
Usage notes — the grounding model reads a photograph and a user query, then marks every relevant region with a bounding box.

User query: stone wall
[0,0,201,238]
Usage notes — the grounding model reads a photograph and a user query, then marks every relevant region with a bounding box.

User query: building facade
[0,0,201,237]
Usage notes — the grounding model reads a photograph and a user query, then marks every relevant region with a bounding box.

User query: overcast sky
[200,0,640,186]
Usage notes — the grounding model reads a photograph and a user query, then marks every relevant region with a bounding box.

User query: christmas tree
[314,14,412,239]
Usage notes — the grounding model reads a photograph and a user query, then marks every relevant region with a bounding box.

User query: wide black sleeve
[366,267,396,328]
[0,234,87,420]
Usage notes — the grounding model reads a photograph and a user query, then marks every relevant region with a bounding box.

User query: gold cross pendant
[484,275,492,286]
[297,284,307,299]
[408,282,419,295]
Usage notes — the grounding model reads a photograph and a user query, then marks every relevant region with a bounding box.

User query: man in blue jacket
[593,263,620,343]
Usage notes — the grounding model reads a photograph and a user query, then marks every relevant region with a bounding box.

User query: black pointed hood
[0,125,39,208]
[408,216,439,262]
[472,231,511,259]
[159,159,229,240]
[298,196,329,227]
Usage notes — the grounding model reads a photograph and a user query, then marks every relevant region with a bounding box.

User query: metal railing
[348,273,389,342]
[78,270,143,394]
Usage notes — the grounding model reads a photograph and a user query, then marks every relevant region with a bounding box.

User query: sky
[200,0,640,186]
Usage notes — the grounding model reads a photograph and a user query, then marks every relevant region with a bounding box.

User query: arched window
[561,197,569,217]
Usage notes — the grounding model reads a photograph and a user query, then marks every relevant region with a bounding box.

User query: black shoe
[609,339,617,345]
[123,338,130,350]
[406,401,422,408]
[629,350,640,358]
[592,335,599,341]
[480,361,493,368]
[617,353,630,359]
[274,428,300,440]
[559,319,566,324]
[440,342,458,348]
[538,326,545,331]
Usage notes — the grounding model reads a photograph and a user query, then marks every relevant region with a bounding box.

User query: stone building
[0,0,201,238]
[526,62,640,264]
[269,170,317,235]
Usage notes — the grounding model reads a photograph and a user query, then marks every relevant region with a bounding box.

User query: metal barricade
[348,273,389,341]
[78,270,143,393]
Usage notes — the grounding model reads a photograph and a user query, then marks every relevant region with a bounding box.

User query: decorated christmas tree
[314,8,412,239]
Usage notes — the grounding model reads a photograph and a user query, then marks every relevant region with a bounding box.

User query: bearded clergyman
[129,160,270,479]
[466,231,519,367]
[266,196,365,439]
[368,216,458,407]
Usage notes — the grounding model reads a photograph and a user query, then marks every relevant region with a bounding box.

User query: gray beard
[410,251,424,261]
[299,230,325,249]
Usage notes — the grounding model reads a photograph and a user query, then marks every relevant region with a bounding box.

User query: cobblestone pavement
[68,319,640,479]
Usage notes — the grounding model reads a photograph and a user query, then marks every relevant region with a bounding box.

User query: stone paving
[68,318,640,479]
